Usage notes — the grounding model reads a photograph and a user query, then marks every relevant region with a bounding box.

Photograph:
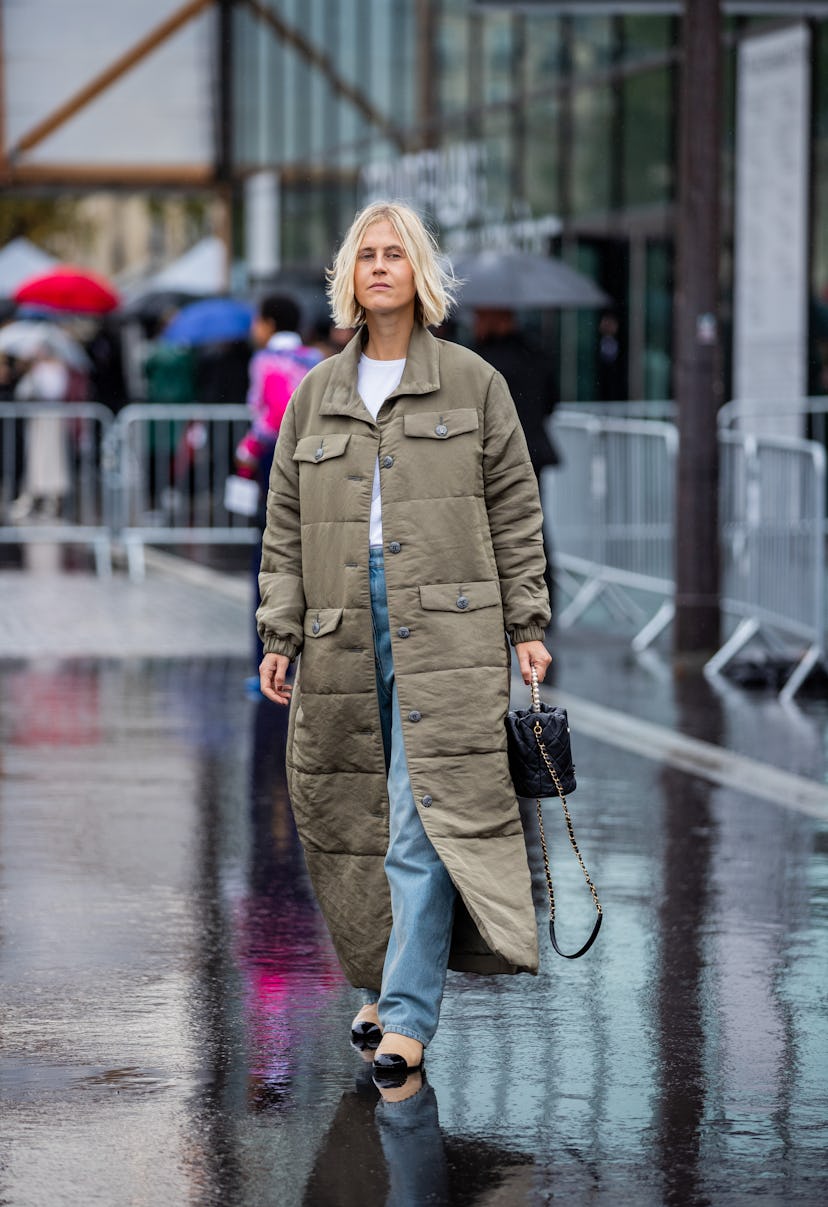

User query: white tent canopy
[126,236,227,300]
[0,237,58,297]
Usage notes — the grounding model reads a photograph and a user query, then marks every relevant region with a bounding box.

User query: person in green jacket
[256,202,552,1084]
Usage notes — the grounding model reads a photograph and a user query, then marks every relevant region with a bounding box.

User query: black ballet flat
[350,1019,382,1046]
[371,1051,424,1085]
[350,1033,381,1057]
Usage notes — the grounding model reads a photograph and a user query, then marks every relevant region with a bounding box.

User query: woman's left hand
[514,640,552,685]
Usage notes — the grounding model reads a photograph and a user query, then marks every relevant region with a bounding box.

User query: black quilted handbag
[506,667,602,959]
[506,685,576,798]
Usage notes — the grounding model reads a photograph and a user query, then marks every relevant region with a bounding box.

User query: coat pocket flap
[293,433,351,463]
[403,409,479,440]
[304,608,344,637]
[419,581,501,612]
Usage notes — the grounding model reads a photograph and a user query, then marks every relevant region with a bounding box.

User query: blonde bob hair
[326,201,456,329]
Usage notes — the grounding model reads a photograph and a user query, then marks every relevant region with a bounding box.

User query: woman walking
[257,201,551,1081]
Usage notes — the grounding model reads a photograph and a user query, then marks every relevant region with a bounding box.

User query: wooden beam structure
[2,163,216,188]
[7,0,214,161]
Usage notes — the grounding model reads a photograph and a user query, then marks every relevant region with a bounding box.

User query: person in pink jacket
[236,295,322,482]
[236,295,322,687]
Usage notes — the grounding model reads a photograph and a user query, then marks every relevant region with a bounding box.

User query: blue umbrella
[161,297,254,346]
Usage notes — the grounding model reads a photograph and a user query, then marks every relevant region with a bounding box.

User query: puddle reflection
[304,1067,535,1207]
[655,675,719,1205]
[239,698,343,1112]
[6,660,824,1204]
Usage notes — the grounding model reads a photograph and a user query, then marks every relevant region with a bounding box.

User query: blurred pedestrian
[236,295,322,687]
[257,201,551,1083]
[139,318,197,512]
[471,306,559,625]
[306,316,339,359]
[0,353,25,506]
[86,318,128,411]
[196,338,250,406]
[596,310,624,401]
[10,343,74,520]
[143,332,196,404]
[306,316,356,359]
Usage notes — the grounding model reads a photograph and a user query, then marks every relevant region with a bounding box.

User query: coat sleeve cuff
[509,625,546,645]
[262,635,300,660]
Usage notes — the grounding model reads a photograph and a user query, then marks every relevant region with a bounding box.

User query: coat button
[421,794,433,807]
[312,620,320,634]
[314,447,324,461]
[382,455,394,468]
[435,424,448,437]
[397,626,410,638]
[408,710,422,722]
[388,541,401,554]
[456,595,469,609]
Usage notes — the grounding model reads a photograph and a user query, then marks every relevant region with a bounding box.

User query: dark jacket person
[472,308,559,618]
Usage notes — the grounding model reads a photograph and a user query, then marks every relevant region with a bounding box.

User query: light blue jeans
[360,547,457,1048]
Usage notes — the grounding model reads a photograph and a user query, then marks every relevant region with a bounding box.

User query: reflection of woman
[257,202,551,1079]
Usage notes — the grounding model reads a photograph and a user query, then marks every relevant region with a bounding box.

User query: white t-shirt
[357,354,406,547]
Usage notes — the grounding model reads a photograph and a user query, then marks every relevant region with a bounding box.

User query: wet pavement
[1,558,827,1206]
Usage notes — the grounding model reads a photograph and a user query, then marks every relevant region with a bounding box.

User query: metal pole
[673,0,723,657]
[416,0,438,149]
[217,0,235,291]
[216,0,234,182]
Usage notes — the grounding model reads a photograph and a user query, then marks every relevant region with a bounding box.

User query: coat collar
[318,323,441,422]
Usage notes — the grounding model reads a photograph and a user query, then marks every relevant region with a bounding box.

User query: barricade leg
[779,644,823,704]
[93,537,112,579]
[557,578,607,628]
[632,601,675,653]
[125,537,146,583]
[704,617,761,682]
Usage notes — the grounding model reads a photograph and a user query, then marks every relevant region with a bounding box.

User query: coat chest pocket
[293,433,351,464]
[292,434,353,520]
[403,409,479,441]
[304,608,343,637]
[419,581,500,612]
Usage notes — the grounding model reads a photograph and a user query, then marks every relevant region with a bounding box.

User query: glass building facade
[232,2,828,403]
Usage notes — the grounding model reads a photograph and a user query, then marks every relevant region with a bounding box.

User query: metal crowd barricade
[719,397,828,534]
[707,430,826,702]
[0,401,114,575]
[558,399,676,421]
[719,396,828,449]
[544,411,678,649]
[109,403,259,580]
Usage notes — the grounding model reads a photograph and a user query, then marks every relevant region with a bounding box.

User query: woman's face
[353,220,417,320]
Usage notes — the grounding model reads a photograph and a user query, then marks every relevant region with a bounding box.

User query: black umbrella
[451,249,610,309]
[119,289,205,321]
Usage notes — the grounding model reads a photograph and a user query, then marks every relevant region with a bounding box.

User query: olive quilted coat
[257,324,551,989]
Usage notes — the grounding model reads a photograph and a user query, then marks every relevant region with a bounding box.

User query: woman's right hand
[259,652,292,705]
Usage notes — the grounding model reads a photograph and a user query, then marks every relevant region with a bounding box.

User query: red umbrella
[14,265,120,314]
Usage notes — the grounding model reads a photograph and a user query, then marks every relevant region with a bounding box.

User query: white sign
[733,24,811,434]
[360,143,490,230]
[4,0,214,168]
[359,141,561,253]
[245,172,280,279]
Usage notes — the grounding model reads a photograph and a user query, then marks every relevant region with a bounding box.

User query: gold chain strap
[533,718,603,924]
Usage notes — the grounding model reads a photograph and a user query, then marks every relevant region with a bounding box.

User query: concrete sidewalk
[0,550,250,660]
